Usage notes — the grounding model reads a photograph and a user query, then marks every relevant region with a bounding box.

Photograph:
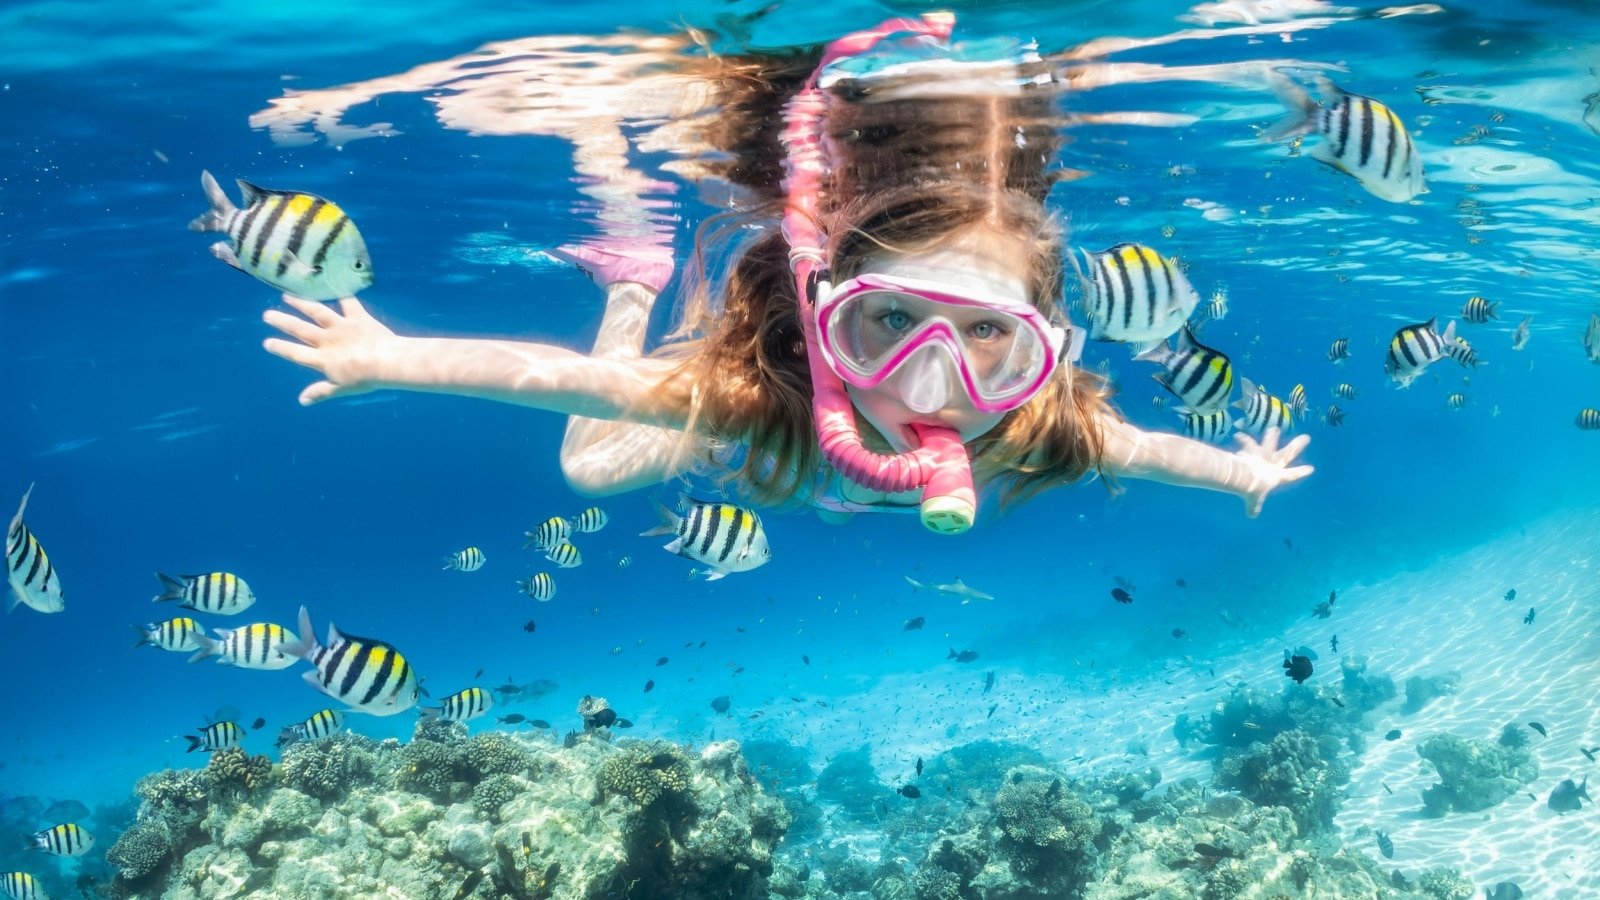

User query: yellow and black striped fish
[1266,75,1423,203]
[295,709,346,742]
[1332,383,1359,400]
[1461,296,1497,324]
[187,720,245,753]
[28,822,93,857]
[1323,405,1347,427]
[132,616,204,653]
[1584,313,1600,363]
[544,541,583,569]
[422,686,494,723]
[190,622,298,670]
[7,485,64,614]
[1385,318,1456,388]
[523,516,571,550]
[443,546,486,572]
[1327,338,1350,365]
[189,170,372,300]
[1070,243,1200,348]
[0,871,41,900]
[290,606,421,716]
[1178,408,1232,446]
[1288,384,1308,420]
[1137,325,1234,414]
[1232,378,1293,437]
[570,506,609,533]
[642,496,772,581]
[1444,336,1480,369]
[518,572,556,602]
[1446,393,1469,410]
[1577,409,1600,431]
[153,571,256,615]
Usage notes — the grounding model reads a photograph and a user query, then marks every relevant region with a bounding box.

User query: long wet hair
[657,40,1118,510]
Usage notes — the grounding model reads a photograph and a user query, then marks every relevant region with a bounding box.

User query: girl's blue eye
[881,310,912,332]
[969,321,1007,340]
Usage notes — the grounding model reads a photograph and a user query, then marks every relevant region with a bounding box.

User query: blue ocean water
[3,0,1599,896]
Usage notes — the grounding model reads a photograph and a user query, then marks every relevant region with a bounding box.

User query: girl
[261,15,1310,532]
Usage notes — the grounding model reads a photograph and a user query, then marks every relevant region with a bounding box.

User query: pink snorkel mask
[781,12,1069,534]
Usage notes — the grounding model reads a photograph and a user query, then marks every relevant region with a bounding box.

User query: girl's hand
[263,295,399,406]
[1232,428,1313,517]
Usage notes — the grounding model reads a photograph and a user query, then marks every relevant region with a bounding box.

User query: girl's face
[844,234,1034,451]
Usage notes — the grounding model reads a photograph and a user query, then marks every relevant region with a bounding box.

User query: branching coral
[598,741,692,807]
[1214,730,1349,835]
[106,817,175,881]
[280,733,377,800]
[994,769,1101,885]
[206,747,276,797]
[472,773,527,821]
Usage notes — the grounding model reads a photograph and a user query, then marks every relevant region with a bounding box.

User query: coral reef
[279,733,377,800]
[816,744,896,823]
[1417,732,1538,816]
[597,740,692,807]
[1214,729,1350,835]
[993,767,1101,890]
[1402,671,1461,714]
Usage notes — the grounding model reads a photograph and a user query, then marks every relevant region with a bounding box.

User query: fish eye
[353,259,365,270]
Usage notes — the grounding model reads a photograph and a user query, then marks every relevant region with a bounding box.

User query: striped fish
[188,170,372,301]
[1266,75,1424,203]
[518,572,556,602]
[1136,325,1235,414]
[1203,288,1229,323]
[544,541,583,569]
[641,496,772,581]
[1512,315,1531,351]
[1178,408,1233,446]
[1151,395,1169,412]
[1233,378,1294,437]
[0,872,40,900]
[1577,409,1600,431]
[28,822,93,857]
[1461,296,1497,324]
[131,616,204,653]
[1332,383,1359,400]
[570,507,609,533]
[186,720,245,753]
[1446,393,1469,410]
[1327,338,1350,365]
[421,686,494,723]
[295,709,346,741]
[153,571,256,615]
[6,485,64,614]
[443,547,486,572]
[1288,384,1308,420]
[189,622,298,670]
[523,516,571,550]
[289,606,421,716]
[1585,313,1600,363]
[1323,405,1347,427]
[1444,335,1480,369]
[1385,318,1456,388]
[1070,243,1200,349]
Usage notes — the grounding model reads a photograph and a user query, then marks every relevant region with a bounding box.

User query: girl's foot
[544,242,674,293]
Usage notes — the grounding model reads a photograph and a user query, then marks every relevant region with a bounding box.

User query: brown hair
[657,43,1119,510]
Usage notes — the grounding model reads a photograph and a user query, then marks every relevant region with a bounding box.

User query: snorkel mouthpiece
[910,423,977,534]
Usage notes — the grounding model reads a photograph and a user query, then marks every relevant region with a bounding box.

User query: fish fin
[703,568,729,582]
[418,705,442,720]
[152,572,187,603]
[1128,339,1164,358]
[209,241,245,272]
[130,624,152,648]
[292,605,317,659]
[6,587,20,614]
[1134,341,1172,365]
[10,481,33,535]
[1439,319,1457,346]
[639,498,679,538]
[282,247,319,278]
[903,576,923,592]
[184,735,204,753]
[662,537,684,556]
[235,178,271,206]
[1261,72,1316,143]
[187,170,238,232]
[187,636,220,664]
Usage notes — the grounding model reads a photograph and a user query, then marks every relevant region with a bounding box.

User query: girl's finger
[263,309,324,347]
[299,381,341,406]
[263,337,319,368]
[281,294,342,327]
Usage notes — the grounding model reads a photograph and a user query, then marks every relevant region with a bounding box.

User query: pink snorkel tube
[779,12,977,535]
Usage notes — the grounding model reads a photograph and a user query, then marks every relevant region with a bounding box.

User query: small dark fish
[683,641,693,649]
[656,656,669,667]
[1503,588,1516,602]
[562,730,578,749]
[1193,842,1235,859]
[615,719,634,728]
[1044,778,1061,800]
[1385,729,1402,741]
[1524,607,1536,625]
[497,714,527,725]
[947,649,979,663]
[1171,628,1186,639]
[530,719,552,729]
[1528,721,1547,737]
[523,620,536,633]
[698,641,706,648]
[643,679,655,693]
[986,703,998,719]
[451,869,485,900]
[1175,578,1187,588]
[1547,774,1590,812]
[801,655,810,666]
[711,695,731,714]
[1330,634,1339,653]
[1580,747,1598,763]
[251,717,266,731]
[1113,575,1136,592]
[1110,587,1134,604]
[474,668,484,679]
[983,670,995,694]
[903,616,925,631]
[915,757,923,777]
[1390,869,1410,891]
[1485,882,1523,900]
[1381,782,1394,795]
[1330,697,1345,708]
[1282,653,1313,684]
[1284,537,1294,550]
[1375,830,1394,859]
[898,784,921,799]
[1328,589,1336,603]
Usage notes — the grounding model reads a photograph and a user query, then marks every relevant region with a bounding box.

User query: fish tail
[10,481,33,534]
[152,572,187,603]
[1261,71,1315,143]
[184,735,205,753]
[130,624,152,648]
[188,170,237,233]
[418,705,442,720]
[638,498,679,538]
[186,634,220,664]
[283,605,316,660]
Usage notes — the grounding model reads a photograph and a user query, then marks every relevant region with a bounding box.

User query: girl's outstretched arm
[262,295,689,427]
[1098,416,1312,517]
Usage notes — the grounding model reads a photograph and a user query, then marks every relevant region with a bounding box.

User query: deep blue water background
[3,0,1600,835]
